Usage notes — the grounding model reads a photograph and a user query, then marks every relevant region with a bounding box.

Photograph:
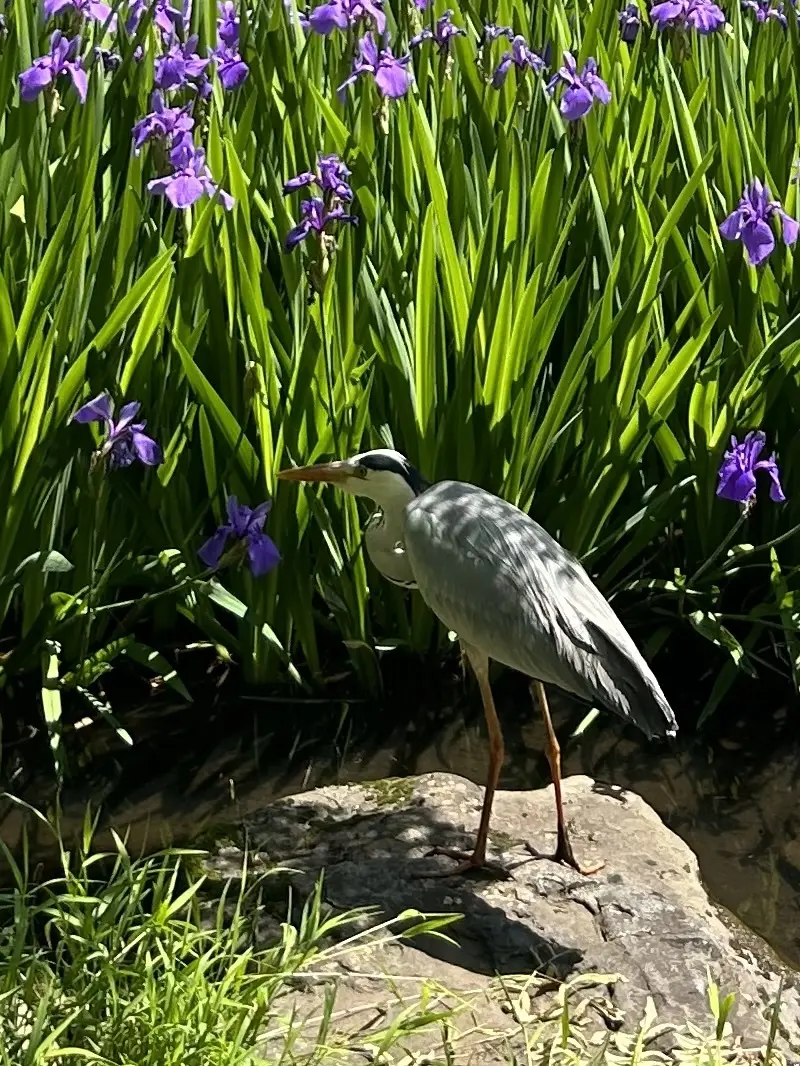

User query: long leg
[528,681,603,875]
[533,680,576,866]
[423,644,510,878]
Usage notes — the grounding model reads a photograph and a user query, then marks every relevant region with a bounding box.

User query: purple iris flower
[649,0,725,30]
[212,45,249,88]
[716,431,786,505]
[284,154,353,202]
[410,10,465,52]
[148,135,234,209]
[308,0,385,35]
[307,0,345,32]
[741,0,787,23]
[317,154,353,197]
[478,23,514,45]
[198,497,281,577]
[132,90,194,152]
[546,51,610,120]
[126,0,183,36]
[217,0,240,44]
[44,0,117,28]
[338,32,412,99]
[618,2,642,39]
[285,197,358,250]
[491,34,546,87]
[719,179,799,266]
[154,34,209,91]
[19,31,87,102]
[70,392,162,468]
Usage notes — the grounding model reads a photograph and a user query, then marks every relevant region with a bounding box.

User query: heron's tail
[585,619,678,739]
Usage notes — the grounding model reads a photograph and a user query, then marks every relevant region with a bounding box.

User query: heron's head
[278,448,427,509]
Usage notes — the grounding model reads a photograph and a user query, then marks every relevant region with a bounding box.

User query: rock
[205,772,800,1052]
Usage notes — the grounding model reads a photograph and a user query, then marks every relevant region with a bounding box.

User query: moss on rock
[360,778,415,808]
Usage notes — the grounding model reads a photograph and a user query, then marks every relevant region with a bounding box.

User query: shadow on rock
[205,771,800,1046]
[249,796,582,978]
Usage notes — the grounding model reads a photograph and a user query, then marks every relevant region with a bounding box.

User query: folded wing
[403,480,676,739]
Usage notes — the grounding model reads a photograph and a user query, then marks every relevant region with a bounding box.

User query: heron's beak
[278,460,362,485]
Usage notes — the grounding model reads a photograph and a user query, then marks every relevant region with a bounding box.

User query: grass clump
[0,844,333,1057]
[0,844,294,1063]
[0,806,460,1065]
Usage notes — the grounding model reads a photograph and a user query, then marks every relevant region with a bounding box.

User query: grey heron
[279,449,677,876]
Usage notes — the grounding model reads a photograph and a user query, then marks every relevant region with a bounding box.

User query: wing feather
[403,480,676,738]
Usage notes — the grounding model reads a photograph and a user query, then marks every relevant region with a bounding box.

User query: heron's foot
[418,846,513,881]
[524,833,605,877]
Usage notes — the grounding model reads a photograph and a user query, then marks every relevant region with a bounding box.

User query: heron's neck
[362,487,416,588]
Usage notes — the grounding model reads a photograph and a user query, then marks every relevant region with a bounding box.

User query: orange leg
[423,646,511,879]
[527,681,603,875]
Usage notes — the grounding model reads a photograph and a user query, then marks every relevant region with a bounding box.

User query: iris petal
[198,528,231,568]
[491,54,513,87]
[247,531,281,576]
[740,218,775,265]
[166,174,206,209]
[308,3,348,33]
[561,83,593,120]
[131,429,163,465]
[716,465,757,503]
[649,0,684,25]
[374,60,411,98]
[719,208,744,241]
[755,457,787,502]
[779,210,799,246]
[19,62,54,101]
[72,392,113,424]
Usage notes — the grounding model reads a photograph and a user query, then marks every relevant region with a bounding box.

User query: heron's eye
[355,464,369,478]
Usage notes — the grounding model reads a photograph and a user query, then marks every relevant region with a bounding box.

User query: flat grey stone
[204,772,800,1051]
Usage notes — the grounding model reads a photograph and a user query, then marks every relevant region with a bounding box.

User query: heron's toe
[416,846,514,881]
[523,840,605,876]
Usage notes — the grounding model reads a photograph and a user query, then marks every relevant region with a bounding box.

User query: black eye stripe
[358,454,405,474]
[358,453,427,495]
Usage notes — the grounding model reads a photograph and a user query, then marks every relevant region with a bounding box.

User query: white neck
[361,482,417,588]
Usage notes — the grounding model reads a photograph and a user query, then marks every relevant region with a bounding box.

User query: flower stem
[720,520,800,570]
[319,289,340,454]
[689,511,749,584]
[78,462,107,667]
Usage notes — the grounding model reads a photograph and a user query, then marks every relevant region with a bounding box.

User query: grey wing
[403,481,677,739]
